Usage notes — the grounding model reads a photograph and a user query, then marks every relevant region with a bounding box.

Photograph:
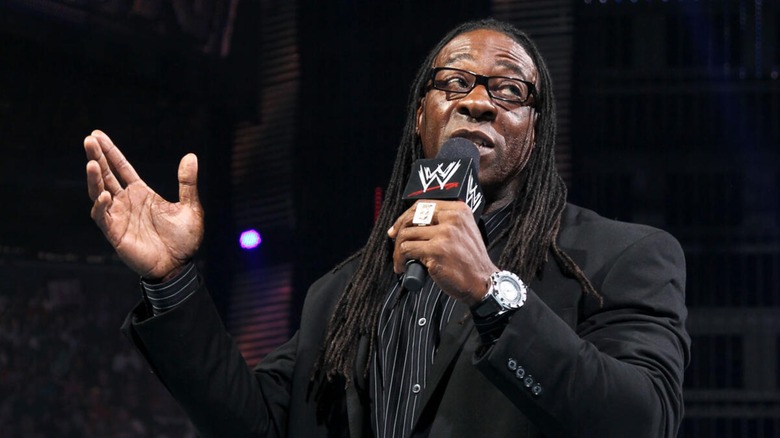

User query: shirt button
[515,366,525,379]
[507,358,518,371]
[532,384,543,396]
[524,375,534,388]
[418,317,427,326]
[412,384,421,394]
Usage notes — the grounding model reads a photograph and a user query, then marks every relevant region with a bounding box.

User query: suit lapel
[346,334,370,438]
[345,384,365,438]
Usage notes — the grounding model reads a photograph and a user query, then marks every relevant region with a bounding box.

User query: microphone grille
[436,138,480,173]
[436,137,479,161]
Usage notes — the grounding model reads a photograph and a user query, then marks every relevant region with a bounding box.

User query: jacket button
[532,384,543,396]
[524,375,534,388]
[515,366,525,379]
[507,358,518,371]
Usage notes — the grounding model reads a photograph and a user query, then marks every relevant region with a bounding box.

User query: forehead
[433,29,537,83]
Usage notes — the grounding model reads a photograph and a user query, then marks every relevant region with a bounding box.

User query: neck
[482,173,524,214]
[483,196,513,215]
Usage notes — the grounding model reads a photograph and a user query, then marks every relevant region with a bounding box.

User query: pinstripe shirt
[371,204,513,438]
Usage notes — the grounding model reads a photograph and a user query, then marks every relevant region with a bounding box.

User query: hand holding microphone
[391,138,486,292]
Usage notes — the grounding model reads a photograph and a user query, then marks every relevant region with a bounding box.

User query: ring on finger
[412,202,436,226]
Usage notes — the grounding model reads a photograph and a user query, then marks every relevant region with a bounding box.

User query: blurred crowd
[0,264,196,437]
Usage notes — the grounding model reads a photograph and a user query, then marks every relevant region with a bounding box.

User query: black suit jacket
[122,204,690,437]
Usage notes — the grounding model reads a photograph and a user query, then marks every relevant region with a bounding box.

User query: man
[85,19,689,437]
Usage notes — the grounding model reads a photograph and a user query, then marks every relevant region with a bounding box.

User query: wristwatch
[472,270,527,318]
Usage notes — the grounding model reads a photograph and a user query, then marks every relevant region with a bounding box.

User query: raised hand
[84,130,204,281]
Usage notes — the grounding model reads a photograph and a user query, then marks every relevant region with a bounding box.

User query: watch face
[499,280,519,300]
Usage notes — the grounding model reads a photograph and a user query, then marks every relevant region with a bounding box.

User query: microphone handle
[402,259,427,291]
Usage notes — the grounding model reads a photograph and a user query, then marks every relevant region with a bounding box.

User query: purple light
[240,229,262,250]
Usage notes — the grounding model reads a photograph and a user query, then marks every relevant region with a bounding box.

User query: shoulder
[558,203,681,254]
[310,257,361,292]
[298,256,362,323]
[557,203,685,285]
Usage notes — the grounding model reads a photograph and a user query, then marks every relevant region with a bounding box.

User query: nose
[456,83,497,121]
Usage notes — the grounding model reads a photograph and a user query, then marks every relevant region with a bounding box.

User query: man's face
[416,29,538,208]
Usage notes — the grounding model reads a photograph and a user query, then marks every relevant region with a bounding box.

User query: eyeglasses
[429,67,537,106]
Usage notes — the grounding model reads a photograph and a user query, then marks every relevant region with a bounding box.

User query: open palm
[84,130,204,280]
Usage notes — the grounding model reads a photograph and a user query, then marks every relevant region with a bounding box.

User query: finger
[90,191,114,235]
[84,134,123,195]
[85,161,105,202]
[178,153,200,209]
[393,224,435,273]
[396,223,437,243]
[394,239,433,275]
[91,129,142,186]
[388,205,413,238]
[388,200,441,238]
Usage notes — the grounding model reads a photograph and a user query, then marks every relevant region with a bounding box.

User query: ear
[415,96,426,137]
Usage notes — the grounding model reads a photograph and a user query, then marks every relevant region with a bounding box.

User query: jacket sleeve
[473,229,690,437]
[121,281,297,438]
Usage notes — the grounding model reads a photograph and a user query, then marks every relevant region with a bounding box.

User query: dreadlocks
[315,18,601,385]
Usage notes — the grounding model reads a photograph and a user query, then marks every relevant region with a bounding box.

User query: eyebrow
[494,59,527,79]
[440,52,474,66]
[439,53,530,80]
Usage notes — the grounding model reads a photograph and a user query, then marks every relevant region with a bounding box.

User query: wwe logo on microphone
[466,172,483,213]
[403,139,485,222]
[418,161,462,193]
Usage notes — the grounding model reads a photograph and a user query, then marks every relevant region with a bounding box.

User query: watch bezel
[488,270,527,312]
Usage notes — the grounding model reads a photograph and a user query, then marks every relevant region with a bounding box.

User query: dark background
[0,0,778,436]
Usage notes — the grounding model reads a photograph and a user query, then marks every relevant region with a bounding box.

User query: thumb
[178,153,200,208]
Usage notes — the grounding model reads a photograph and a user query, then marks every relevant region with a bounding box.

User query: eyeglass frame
[427,67,537,107]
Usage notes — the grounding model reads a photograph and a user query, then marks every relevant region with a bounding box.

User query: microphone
[400,137,485,291]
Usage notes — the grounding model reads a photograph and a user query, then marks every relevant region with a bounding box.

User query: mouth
[449,130,495,151]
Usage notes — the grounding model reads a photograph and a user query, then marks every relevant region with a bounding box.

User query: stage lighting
[240,229,262,250]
